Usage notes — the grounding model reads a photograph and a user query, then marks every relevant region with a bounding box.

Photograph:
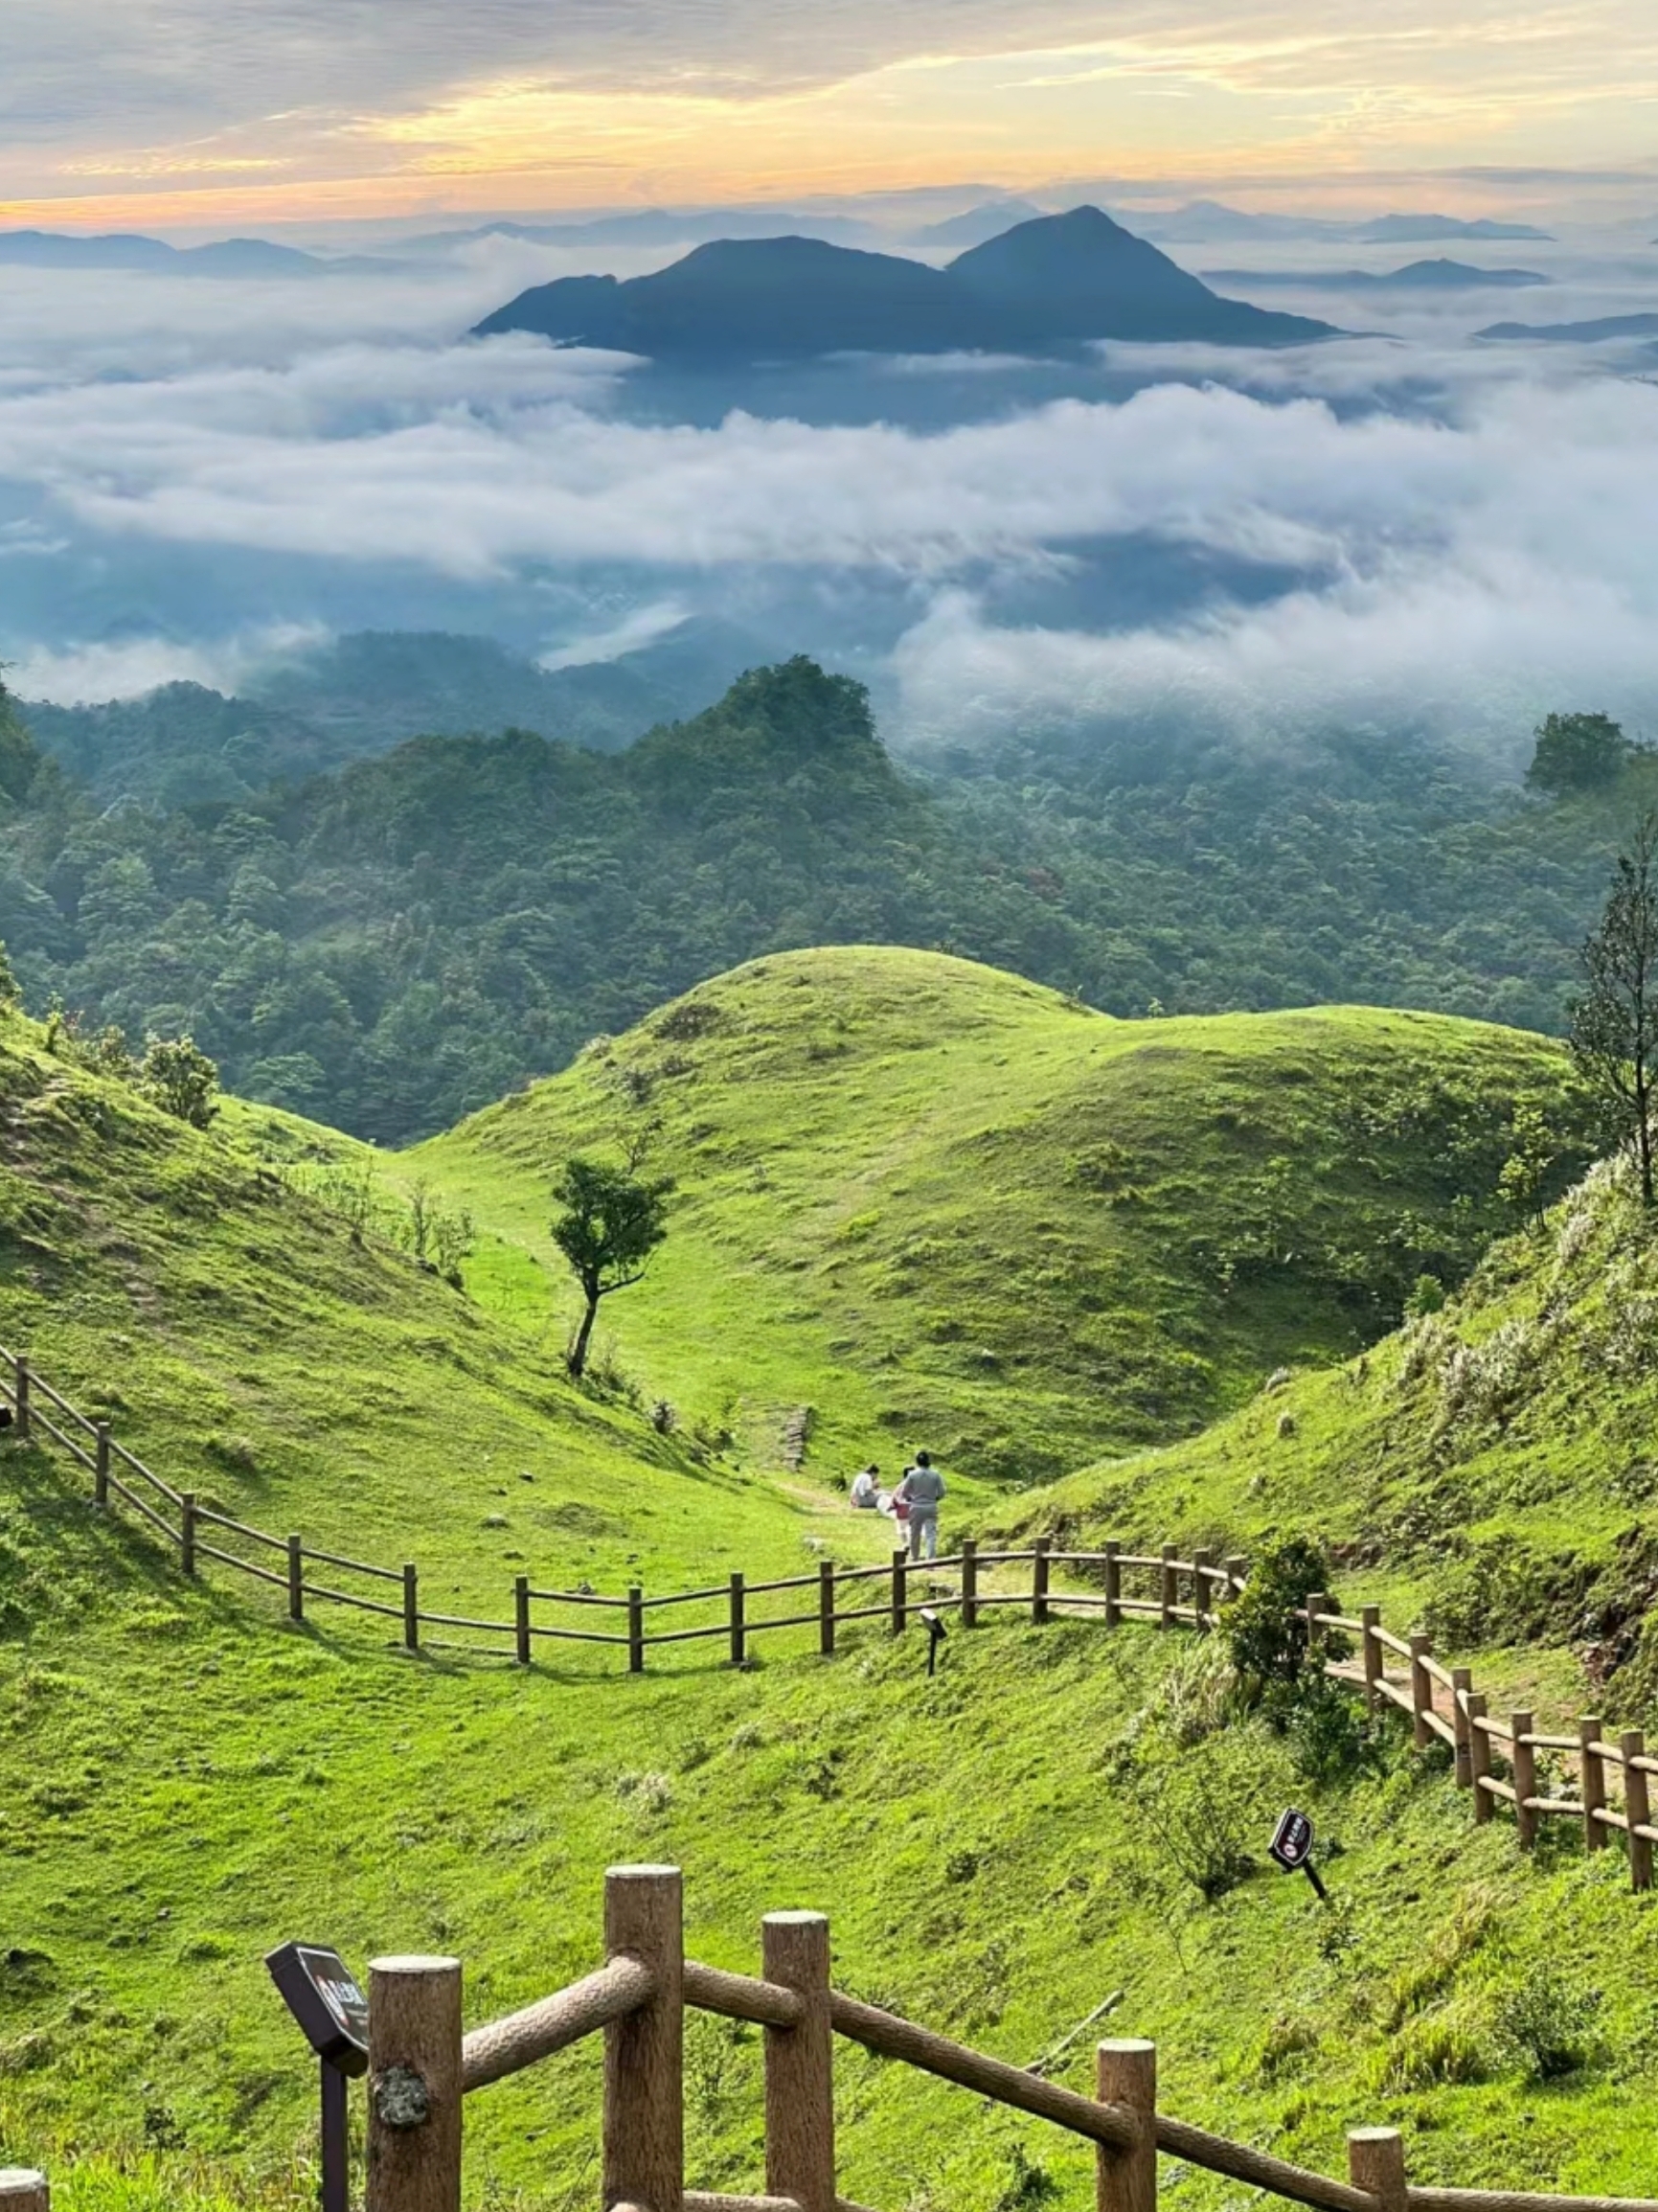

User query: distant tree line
[0,663,1648,1145]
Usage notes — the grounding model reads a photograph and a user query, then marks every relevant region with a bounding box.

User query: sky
[6,0,1658,229]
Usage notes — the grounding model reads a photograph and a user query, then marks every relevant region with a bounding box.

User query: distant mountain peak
[472,202,1338,356]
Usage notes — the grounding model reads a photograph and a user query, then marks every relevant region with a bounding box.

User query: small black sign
[266,1942,371,2076]
[1269,1808,1314,1872]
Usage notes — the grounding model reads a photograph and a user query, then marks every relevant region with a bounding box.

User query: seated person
[850,1463,880,1509]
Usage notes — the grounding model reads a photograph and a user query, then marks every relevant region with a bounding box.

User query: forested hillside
[0,659,1647,1143]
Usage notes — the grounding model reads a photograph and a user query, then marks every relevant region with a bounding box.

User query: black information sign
[266,1943,369,2212]
[920,1606,947,1676]
[1268,1809,1329,1901]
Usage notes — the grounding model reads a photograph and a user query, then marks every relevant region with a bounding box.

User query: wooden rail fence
[10,1345,1658,1889]
[44,1860,1647,2212]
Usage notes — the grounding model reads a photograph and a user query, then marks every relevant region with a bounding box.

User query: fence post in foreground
[1224,1555,1247,1602]
[0,2172,49,2209]
[93,1423,110,1508]
[628,1587,646,1676]
[402,1565,420,1653]
[1103,1540,1121,1629]
[1305,1590,1329,1660]
[961,1538,979,1629]
[1580,1717,1606,1852]
[1159,1545,1176,1630]
[180,1492,197,1579]
[366,1954,462,2212]
[819,1561,836,1656]
[1451,1667,1473,1787]
[514,1576,531,1667]
[1348,2128,1408,2212]
[1623,1731,1652,1891]
[1467,1693,1491,1823]
[1096,2039,1155,2212]
[11,1356,29,1443]
[1361,1608,1383,1712]
[1408,1634,1434,1749]
[1511,1713,1537,1850]
[1033,1536,1051,1626]
[891,1549,907,1636]
[729,1572,747,1667]
[763,1910,835,2212]
[604,1865,684,2212]
[286,1536,304,1623]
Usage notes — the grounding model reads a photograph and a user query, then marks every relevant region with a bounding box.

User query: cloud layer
[6,257,1658,761]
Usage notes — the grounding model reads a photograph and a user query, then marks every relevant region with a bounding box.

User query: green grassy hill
[410,946,1588,1484]
[6,991,1658,2212]
[995,1150,1658,1723]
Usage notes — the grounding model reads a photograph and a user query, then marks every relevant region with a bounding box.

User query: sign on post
[266,1942,370,2212]
[1268,1809,1329,1902]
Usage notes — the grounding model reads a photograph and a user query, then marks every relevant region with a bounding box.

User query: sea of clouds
[4,231,1658,767]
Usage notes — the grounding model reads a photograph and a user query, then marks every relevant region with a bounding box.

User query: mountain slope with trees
[0,661,1647,1147]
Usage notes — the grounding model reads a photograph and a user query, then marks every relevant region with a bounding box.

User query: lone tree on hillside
[552,1155,670,1378]
[1571,813,1658,1206]
[1527,711,1633,796]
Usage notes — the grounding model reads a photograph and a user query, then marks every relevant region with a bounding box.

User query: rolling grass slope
[4,995,1658,2210]
[996,1152,1658,1726]
[410,946,1586,1486]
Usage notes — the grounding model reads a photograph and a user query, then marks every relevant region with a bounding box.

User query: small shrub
[1405,1272,1446,1317]
[1494,1965,1603,2080]
[139,1035,220,1129]
[1226,1535,1345,1716]
[994,2145,1060,2212]
[1253,2016,1319,2083]
[614,1770,673,1815]
[1289,1678,1381,1784]
[650,1400,677,1435]
[1370,2013,1487,2091]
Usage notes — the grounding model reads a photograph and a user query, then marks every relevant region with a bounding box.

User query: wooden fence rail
[335,1862,1658,2212]
[9,1344,1658,1888]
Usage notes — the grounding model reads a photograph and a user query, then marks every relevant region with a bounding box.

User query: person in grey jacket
[897,1451,945,1562]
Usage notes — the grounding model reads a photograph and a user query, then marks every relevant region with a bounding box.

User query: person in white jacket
[896,1451,945,1562]
[850,1464,880,1509]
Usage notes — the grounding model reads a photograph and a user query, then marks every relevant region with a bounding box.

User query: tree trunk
[569,1290,601,1378]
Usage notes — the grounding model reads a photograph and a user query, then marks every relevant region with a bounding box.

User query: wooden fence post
[402,1565,420,1653]
[1348,2128,1408,2212]
[180,1493,197,1579]
[1451,1667,1473,1787]
[286,1536,304,1623]
[0,2173,49,2209]
[93,1423,110,1507]
[762,1910,835,2212]
[1159,1545,1176,1630]
[1409,1634,1434,1748]
[1361,1609,1383,1712]
[1033,1536,1051,1626]
[961,1538,979,1630]
[729,1572,747,1667]
[891,1548,907,1637]
[819,1562,836,1656]
[1467,1693,1491,1823]
[603,1865,684,2212]
[1104,1540,1121,1629]
[1623,1731,1652,1891]
[1305,1591,1329,1661]
[515,1576,532,1667]
[1192,1550,1214,1630]
[1224,1555,1247,1602]
[12,1355,30,1443]
[1580,1717,1605,1852]
[1096,2039,1155,2212]
[1511,1713,1537,1850]
[366,1954,462,2212]
[628,1587,646,1676]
